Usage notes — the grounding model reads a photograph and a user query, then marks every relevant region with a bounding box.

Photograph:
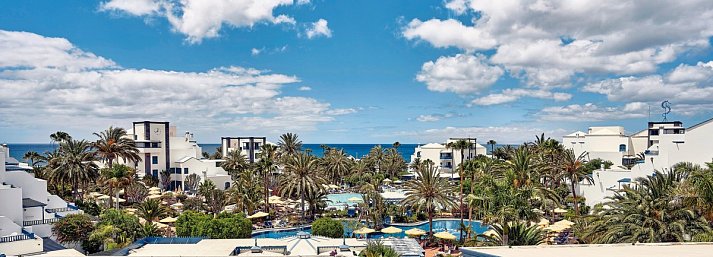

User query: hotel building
[220,137,269,163]
[569,118,713,206]
[0,145,82,256]
[409,138,487,178]
[126,121,232,191]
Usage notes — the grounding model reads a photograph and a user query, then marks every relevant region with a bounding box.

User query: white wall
[0,216,21,237]
[0,187,23,226]
[0,236,43,255]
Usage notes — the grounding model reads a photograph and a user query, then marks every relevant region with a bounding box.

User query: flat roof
[462,243,713,257]
[125,237,367,256]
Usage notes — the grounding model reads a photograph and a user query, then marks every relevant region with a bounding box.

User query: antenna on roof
[661,100,671,121]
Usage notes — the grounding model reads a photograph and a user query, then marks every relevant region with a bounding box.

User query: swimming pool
[252,219,488,239]
[326,193,362,209]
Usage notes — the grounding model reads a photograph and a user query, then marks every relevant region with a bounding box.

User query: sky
[1,0,713,144]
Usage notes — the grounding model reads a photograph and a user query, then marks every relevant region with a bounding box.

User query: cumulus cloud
[99,0,309,43]
[305,19,332,39]
[404,0,713,87]
[537,103,649,122]
[251,48,262,56]
[393,125,568,144]
[583,62,713,108]
[0,30,351,134]
[471,88,571,105]
[298,86,312,91]
[416,54,503,94]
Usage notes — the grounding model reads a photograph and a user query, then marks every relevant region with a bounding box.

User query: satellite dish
[661,101,671,121]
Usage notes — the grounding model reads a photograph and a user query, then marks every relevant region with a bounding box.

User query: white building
[571,118,713,206]
[220,137,269,163]
[126,121,233,191]
[0,145,82,256]
[409,138,487,178]
[563,126,648,168]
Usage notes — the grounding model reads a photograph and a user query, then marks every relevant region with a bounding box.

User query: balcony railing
[644,150,659,156]
[23,217,60,226]
[46,205,79,213]
[0,230,35,243]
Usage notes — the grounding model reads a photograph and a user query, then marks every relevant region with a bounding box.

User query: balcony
[644,150,659,156]
[0,230,35,243]
[22,217,60,226]
[135,141,161,148]
[45,205,79,213]
[440,153,453,160]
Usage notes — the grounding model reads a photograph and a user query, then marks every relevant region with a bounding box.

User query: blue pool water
[326,193,362,208]
[252,220,488,239]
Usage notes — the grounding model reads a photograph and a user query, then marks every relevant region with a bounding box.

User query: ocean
[4,143,419,164]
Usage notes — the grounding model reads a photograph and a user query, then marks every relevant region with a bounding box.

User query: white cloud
[471,88,571,105]
[403,19,497,51]
[251,48,262,56]
[0,30,349,134]
[404,0,713,87]
[99,0,308,43]
[296,0,310,4]
[666,61,713,83]
[306,19,332,39]
[298,86,312,91]
[537,103,649,122]
[416,115,442,122]
[416,54,503,94]
[393,125,567,144]
[99,0,161,16]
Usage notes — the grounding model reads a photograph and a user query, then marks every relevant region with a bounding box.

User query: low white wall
[0,236,43,255]
[0,216,21,237]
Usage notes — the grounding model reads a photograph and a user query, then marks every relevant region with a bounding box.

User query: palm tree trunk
[428,209,434,241]
[264,173,269,213]
[459,149,465,242]
[108,183,114,208]
[571,177,579,215]
[301,189,305,228]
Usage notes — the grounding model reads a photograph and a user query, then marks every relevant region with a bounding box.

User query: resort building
[409,138,487,178]
[220,137,270,163]
[461,242,713,257]
[125,121,232,191]
[563,126,648,168]
[0,145,81,256]
[571,118,713,206]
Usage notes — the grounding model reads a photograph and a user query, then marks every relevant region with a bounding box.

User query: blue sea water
[4,143,419,164]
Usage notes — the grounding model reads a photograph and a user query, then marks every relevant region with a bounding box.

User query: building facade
[220,137,268,163]
[0,145,81,256]
[563,126,648,168]
[125,121,232,191]
[409,138,487,178]
[572,118,713,206]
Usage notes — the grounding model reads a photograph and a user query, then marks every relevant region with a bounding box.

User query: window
[184,168,189,174]
[152,169,158,178]
[416,151,421,158]
[151,156,158,165]
[244,142,250,150]
[224,182,231,190]
[649,129,659,136]
[619,144,626,152]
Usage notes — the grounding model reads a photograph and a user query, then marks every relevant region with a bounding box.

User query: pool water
[326,193,362,208]
[252,220,488,239]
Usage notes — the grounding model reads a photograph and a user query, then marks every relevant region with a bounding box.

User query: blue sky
[1,0,713,144]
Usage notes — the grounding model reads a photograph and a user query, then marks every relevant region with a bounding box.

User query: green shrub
[311,217,344,238]
[176,211,252,238]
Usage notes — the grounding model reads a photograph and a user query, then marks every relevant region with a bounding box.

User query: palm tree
[402,162,456,239]
[49,139,99,199]
[257,144,278,212]
[137,199,167,222]
[280,153,325,227]
[360,240,399,257]
[367,145,384,173]
[184,174,201,194]
[561,149,593,215]
[446,138,474,241]
[99,164,135,208]
[159,170,171,191]
[305,189,330,220]
[582,169,712,243]
[278,133,303,161]
[487,140,497,158]
[23,151,44,168]
[93,126,140,168]
[322,148,351,184]
[222,148,249,180]
[50,131,72,145]
[230,168,263,214]
[477,221,545,246]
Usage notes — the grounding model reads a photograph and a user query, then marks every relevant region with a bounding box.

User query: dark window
[649,129,659,135]
[244,142,250,149]
[224,182,230,190]
[416,152,421,158]
[151,156,158,164]
[184,168,189,174]
[619,144,626,152]
[152,169,158,178]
